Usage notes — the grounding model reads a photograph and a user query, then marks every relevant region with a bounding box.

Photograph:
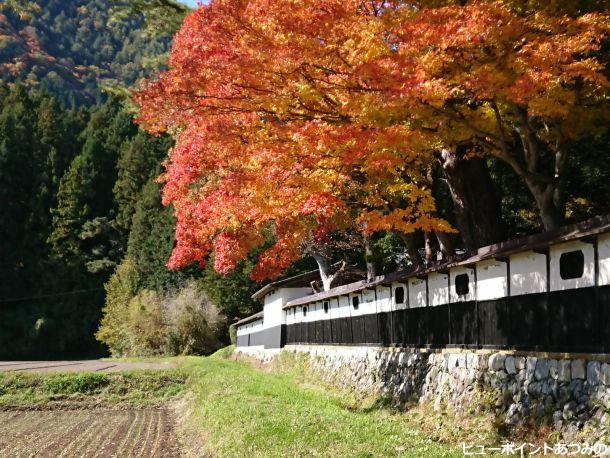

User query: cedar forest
[1,0,610,359]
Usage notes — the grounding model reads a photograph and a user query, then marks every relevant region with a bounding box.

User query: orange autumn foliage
[135,0,610,279]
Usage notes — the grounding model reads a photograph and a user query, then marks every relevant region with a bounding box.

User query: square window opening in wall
[302,306,308,317]
[394,286,405,304]
[560,250,585,280]
[323,301,329,313]
[352,296,359,310]
[455,274,470,297]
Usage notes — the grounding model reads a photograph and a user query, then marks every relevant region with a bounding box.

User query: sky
[178,0,204,8]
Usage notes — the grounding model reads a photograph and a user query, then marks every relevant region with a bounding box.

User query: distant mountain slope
[0,0,170,107]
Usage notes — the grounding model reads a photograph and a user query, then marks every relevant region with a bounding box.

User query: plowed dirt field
[0,409,181,457]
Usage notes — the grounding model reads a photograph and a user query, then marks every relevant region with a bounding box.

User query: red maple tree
[136,0,610,284]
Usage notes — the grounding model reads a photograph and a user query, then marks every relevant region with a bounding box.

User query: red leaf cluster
[135,0,610,279]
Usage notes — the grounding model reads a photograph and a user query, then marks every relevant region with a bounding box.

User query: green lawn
[181,352,460,457]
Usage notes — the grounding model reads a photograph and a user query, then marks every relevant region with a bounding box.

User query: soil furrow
[132,409,150,453]
[0,408,181,457]
[59,412,114,458]
[36,411,91,457]
[89,412,128,458]
[70,412,109,456]
[0,411,52,453]
[93,410,136,458]
[150,408,164,455]
[139,408,157,456]
[115,409,141,456]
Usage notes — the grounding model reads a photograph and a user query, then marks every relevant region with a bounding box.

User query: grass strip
[0,370,186,409]
[180,352,460,457]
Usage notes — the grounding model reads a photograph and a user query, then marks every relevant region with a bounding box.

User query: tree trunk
[440,147,506,250]
[507,109,567,230]
[435,231,455,259]
[526,179,565,230]
[311,252,348,291]
[311,252,334,291]
[395,231,423,268]
[424,232,434,264]
[363,233,376,281]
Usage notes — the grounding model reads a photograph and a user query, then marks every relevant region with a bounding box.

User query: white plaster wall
[263,287,312,329]
[318,299,331,320]
[550,240,595,291]
[237,319,263,336]
[294,305,304,324]
[598,233,610,286]
[237,320,264,336]
[476,259,508,301]
[308,302,317,322]
[510,250,547,296]
[376,285,393,313]
[263,293,283,329]
[450,267,476,303]
[252,319,264,332]
[313,302,321,322]
[285,308,294,325]
[428,272,450,306]
[313,301,324,322]
[338,295,351,318]
[328,297,340,320]
[302,303,314,323]
[361,289,377,316]
[408,278,427,308]
[391,282,408,311]
[349,292,364,317]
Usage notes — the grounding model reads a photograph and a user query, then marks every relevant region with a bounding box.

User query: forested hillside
[0,82,263,359]
[0,1,262,359]
[0,0,169,106]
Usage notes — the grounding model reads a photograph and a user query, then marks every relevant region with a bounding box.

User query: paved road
[0,360,176,373]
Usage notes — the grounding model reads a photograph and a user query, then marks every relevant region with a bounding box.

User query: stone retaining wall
[239,345,610,439]
[234,346,280,362]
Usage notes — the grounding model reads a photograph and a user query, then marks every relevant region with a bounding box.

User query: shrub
[126,289,166,356]
[96,259,137,356]
[97,275,227,357]
[161,280,226,356]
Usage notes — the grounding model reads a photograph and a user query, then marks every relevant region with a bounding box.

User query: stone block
[571,360,586,380]
[526,357,537,380]
[601,363,610,386]
[587,361,601,385]
[457,354,467,369]
[505,356,517,375]
[514,357,526,371]
[548,360,558,380]
[535,359,550,381]
[527,381,541,397]
[398,353,406,366]
[489,353,506,372]
[563,401,577,421]
[553,410,563,428]
[447,354,460,372]
[558,360,571,383]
